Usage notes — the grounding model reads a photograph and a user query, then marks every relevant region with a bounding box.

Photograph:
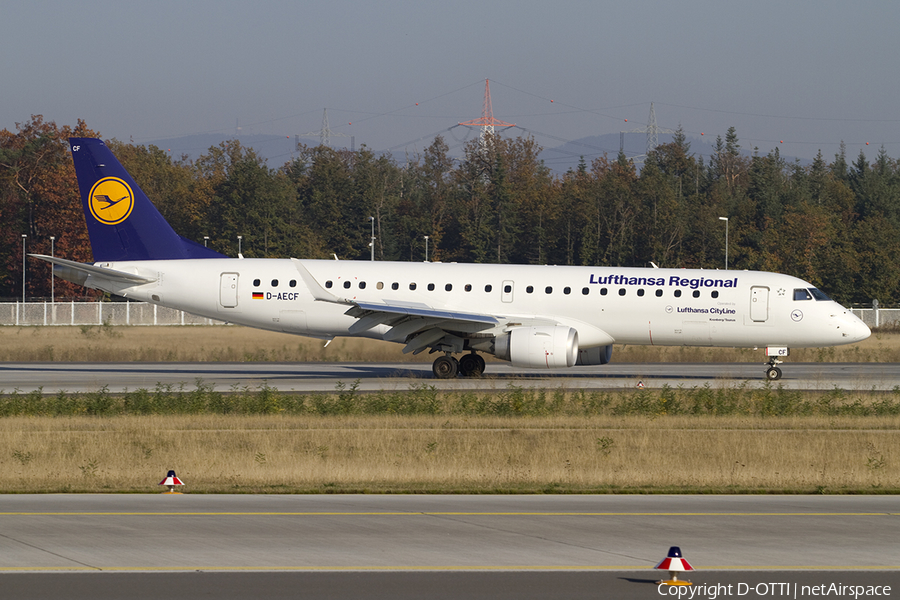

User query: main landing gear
[432,352,485,379]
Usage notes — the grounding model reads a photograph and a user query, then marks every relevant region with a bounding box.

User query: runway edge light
[159,469,184,494]
[655,546,693,586]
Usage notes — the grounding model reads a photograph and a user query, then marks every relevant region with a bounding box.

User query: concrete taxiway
[1,361,898,394]
[2,495,899,599]
[4,571,900,600]
[0,495,896,572]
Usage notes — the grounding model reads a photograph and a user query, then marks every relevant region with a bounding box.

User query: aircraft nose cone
[843,313,871,342]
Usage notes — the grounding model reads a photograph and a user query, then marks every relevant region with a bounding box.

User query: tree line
[2,115,899,306]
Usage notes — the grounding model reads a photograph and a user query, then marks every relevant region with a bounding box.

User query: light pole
[369,216,375,261]
[424,235,429,262]
[718,217,729,270]
[21,234,27,303]
[50,236,55,304]
[237,235,242,257]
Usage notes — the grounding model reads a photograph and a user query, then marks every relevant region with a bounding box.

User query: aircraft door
[219,273,239,308]
[501,280,514,303]
[750,286,769,322]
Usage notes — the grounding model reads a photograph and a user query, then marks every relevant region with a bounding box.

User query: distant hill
[144,132,804,176]
[143,134,300,165]
[538,133,719,174]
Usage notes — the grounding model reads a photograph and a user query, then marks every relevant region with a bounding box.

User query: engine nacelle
[495,326,579,369]
[576,344,613,365]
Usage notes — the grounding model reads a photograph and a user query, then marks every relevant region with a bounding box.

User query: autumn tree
[0,116,99,299]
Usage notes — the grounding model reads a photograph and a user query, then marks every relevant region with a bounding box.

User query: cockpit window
[809,288,831,301]
[793,289,812,301]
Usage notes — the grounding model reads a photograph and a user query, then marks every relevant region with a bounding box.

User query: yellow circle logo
[88,177,134,225]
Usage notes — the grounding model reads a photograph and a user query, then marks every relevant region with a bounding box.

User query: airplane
[31,137,870,381]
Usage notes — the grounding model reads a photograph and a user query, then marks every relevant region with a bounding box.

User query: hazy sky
[3,1,899,163]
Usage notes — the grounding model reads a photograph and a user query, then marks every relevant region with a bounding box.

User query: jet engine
[495,326,579,369]
[575,344,613,365]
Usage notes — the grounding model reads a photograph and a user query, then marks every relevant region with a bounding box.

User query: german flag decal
[252,292,264,300]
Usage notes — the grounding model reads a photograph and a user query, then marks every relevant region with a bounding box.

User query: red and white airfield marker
[159,470,184,494]
[655,546,693,585]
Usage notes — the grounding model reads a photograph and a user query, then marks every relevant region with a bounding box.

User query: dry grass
[0,325,415,363]
[0,325,897,363]
[0,414,897,494]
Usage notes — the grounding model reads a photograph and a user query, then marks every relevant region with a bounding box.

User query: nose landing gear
[765,358,783,381]
[764,347,789,381]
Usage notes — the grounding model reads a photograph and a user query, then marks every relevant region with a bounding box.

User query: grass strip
[3,380,900,418]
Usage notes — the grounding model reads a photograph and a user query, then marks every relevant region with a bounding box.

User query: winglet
[291,258,348,303]
[69,138,226,262]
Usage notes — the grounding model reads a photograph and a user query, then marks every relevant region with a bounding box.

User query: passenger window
[655,289,663,297]
[600,288,608,296]
[325,280,332,289]
[427,283,435,291]
[377,282,384,290]
[526,286,534,294]
[289,280,297,288]
[618,288,626,296]
[794,289,812,301]
[410,283,417,290]
[582,287,589,295]
[711,290,719,298]
[545,286,553,294]
[359,281,366,289]
[445,284,452,291]
[271,279,279,287]
[253,279,261,287]
[504,285,512,293]
[563,287,571,295]
[465,284,472,292]
[343,281,351,289]
[674,290,682,298]
[637,289,645,297]
[692,290,700,298]
[485,284,493,293]
[391,282,399,290]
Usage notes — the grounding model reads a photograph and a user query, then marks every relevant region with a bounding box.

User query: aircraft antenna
[299,108,349,148]
[459,79,515,148]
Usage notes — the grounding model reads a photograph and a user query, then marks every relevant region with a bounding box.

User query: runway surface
[1,495,898,599]
[2,361,899,394]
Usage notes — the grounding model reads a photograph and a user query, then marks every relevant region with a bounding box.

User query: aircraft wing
[30,254,157,285]
[293,258,517,353]
[349,301,499,325]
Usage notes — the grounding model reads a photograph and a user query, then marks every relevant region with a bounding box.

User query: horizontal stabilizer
[30,254,156,285]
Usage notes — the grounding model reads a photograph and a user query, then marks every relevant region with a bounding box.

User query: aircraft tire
[766,366,782,381]
[433,355,458,379]
[459,353,485,377]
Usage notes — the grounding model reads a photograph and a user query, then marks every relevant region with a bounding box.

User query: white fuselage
[80,259,870,353]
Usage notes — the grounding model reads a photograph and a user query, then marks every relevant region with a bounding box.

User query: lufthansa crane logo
[88,177,134,225]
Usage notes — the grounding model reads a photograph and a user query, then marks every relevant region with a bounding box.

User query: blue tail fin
[69,138,226,262]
